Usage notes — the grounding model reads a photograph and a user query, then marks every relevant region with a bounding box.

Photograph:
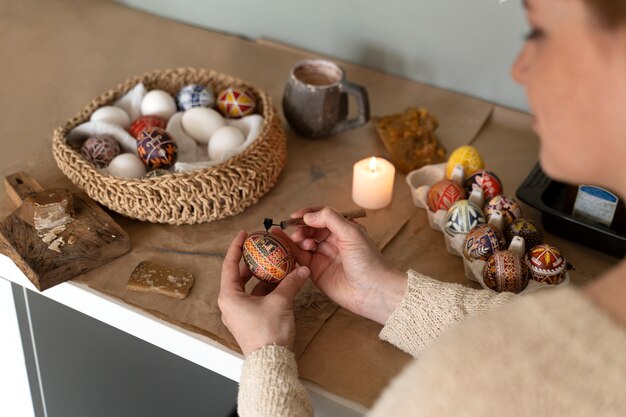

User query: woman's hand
[286,207,407,325]
[218,230,310,357]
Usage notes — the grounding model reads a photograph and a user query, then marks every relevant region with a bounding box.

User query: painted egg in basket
[243,231,295,283]
[129,115,167,139]
[176,84,215,111]
[444,200,486,237]
[217,87,256,118]
[137,127,178,170]
[427,179,466,212]
[463,224,507,262]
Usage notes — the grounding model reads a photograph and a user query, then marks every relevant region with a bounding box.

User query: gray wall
[115,0,530,110]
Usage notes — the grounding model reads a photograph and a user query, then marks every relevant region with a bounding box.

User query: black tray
[516,164,626,258]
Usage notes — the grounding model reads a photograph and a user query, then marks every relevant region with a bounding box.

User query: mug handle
[331,81,370,135]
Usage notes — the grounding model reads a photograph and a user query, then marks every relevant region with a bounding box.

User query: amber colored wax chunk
[373,107,447,175]
[126,261,195,300]
[18,188,74,231]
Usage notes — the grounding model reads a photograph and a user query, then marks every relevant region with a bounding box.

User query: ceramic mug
[282,59,370,138]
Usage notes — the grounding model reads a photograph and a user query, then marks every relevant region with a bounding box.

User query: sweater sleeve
[379,270,517,357]
[238,344,313,417]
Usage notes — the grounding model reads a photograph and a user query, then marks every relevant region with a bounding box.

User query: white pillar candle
[352,157,395,209]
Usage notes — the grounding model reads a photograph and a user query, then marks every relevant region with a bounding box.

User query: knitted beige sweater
[238,270,626,416]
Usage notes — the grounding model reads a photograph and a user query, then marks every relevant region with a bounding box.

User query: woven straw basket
[52,67,287,225]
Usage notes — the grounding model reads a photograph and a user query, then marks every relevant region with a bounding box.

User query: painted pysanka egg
[483,250,530,293]
[463,224,507,262]
[505,218,543,248]
[427,180,466,212]
[242,232,295,283]
[129,115,167,139]
[217,87,256,118]
[444,200,486,237]
[81,135,121,168]
[525,244,566,285]
[463,169,503,201]
[137,127,178,170]
[445,145,484,179]
[176,84,215,111]
[485,195,522,227]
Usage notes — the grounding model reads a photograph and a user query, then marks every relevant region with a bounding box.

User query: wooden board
[0,172,131,291]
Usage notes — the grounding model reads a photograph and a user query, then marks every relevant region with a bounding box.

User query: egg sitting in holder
[482,245,530,294]
[462,216,506,283]
[242,231,295,283]
[525,244,567,285]
[443,198,486,257]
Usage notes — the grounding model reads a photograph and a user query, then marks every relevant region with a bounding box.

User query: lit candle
[352,157,395,209]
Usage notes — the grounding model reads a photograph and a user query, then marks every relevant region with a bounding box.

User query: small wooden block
[127,261,195,300]
[18,188,74,230]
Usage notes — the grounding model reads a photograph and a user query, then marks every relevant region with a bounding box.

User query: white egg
[208,126,245,161]
[108,153,147,178]
[181,107,226,145]
[90,106,131,130]
[141,90,177,120]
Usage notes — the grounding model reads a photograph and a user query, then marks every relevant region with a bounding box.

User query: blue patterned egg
[463,224,506,261]
[176,84,215,111]
[444,200,486,237]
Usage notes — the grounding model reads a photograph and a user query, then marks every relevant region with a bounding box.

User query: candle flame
[369,157,377,173]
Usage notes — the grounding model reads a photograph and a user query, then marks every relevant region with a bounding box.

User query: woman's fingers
[289,206,324,219]
[220,230,248,294]
[271,266,310,300]
[271,228,312,267]
[303,207,361,240]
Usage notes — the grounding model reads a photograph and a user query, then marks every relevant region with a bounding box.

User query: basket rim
[52,66,277,186]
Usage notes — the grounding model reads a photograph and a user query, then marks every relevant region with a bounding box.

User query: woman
[218,0,626,415]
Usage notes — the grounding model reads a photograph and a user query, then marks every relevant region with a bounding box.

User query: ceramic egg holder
[69,82,265,178]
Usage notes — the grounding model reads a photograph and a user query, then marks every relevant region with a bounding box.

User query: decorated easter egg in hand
[176,84,215,111]
[427,180,466,212]
[525,244,566,285]
[129,116,167,139]
[463,169,503,201]
[505,218,543,248]
[108,153,147,178]
[90,106,131,130]
[141,90,177,120]
[137,127,178,170]
[485,195,522,227]
[483,250,530,293]
[217,87,256,118]
[242,232,295,283]
[444,200,486,237]
[445,145,484,179]
[81,135,121,168]
[463,224,507,262]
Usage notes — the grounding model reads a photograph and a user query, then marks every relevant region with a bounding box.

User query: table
[0,1,618,416]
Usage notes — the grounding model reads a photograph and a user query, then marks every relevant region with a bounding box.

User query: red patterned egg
[485,195,522,227]
[242,232,295,283]
[463,169,503,201]
[137,127,178,170]
[444,200,486,237]
[483,250,530,293]
[217,87,256,118]
[81,135,121,168]
[505,218,543,248]
[525,244,566,285]
[427,180,466,212]
[129,115,167,139]
[463,224,506,262]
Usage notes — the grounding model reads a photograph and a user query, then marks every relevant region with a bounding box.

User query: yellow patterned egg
[445,145,485,179]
